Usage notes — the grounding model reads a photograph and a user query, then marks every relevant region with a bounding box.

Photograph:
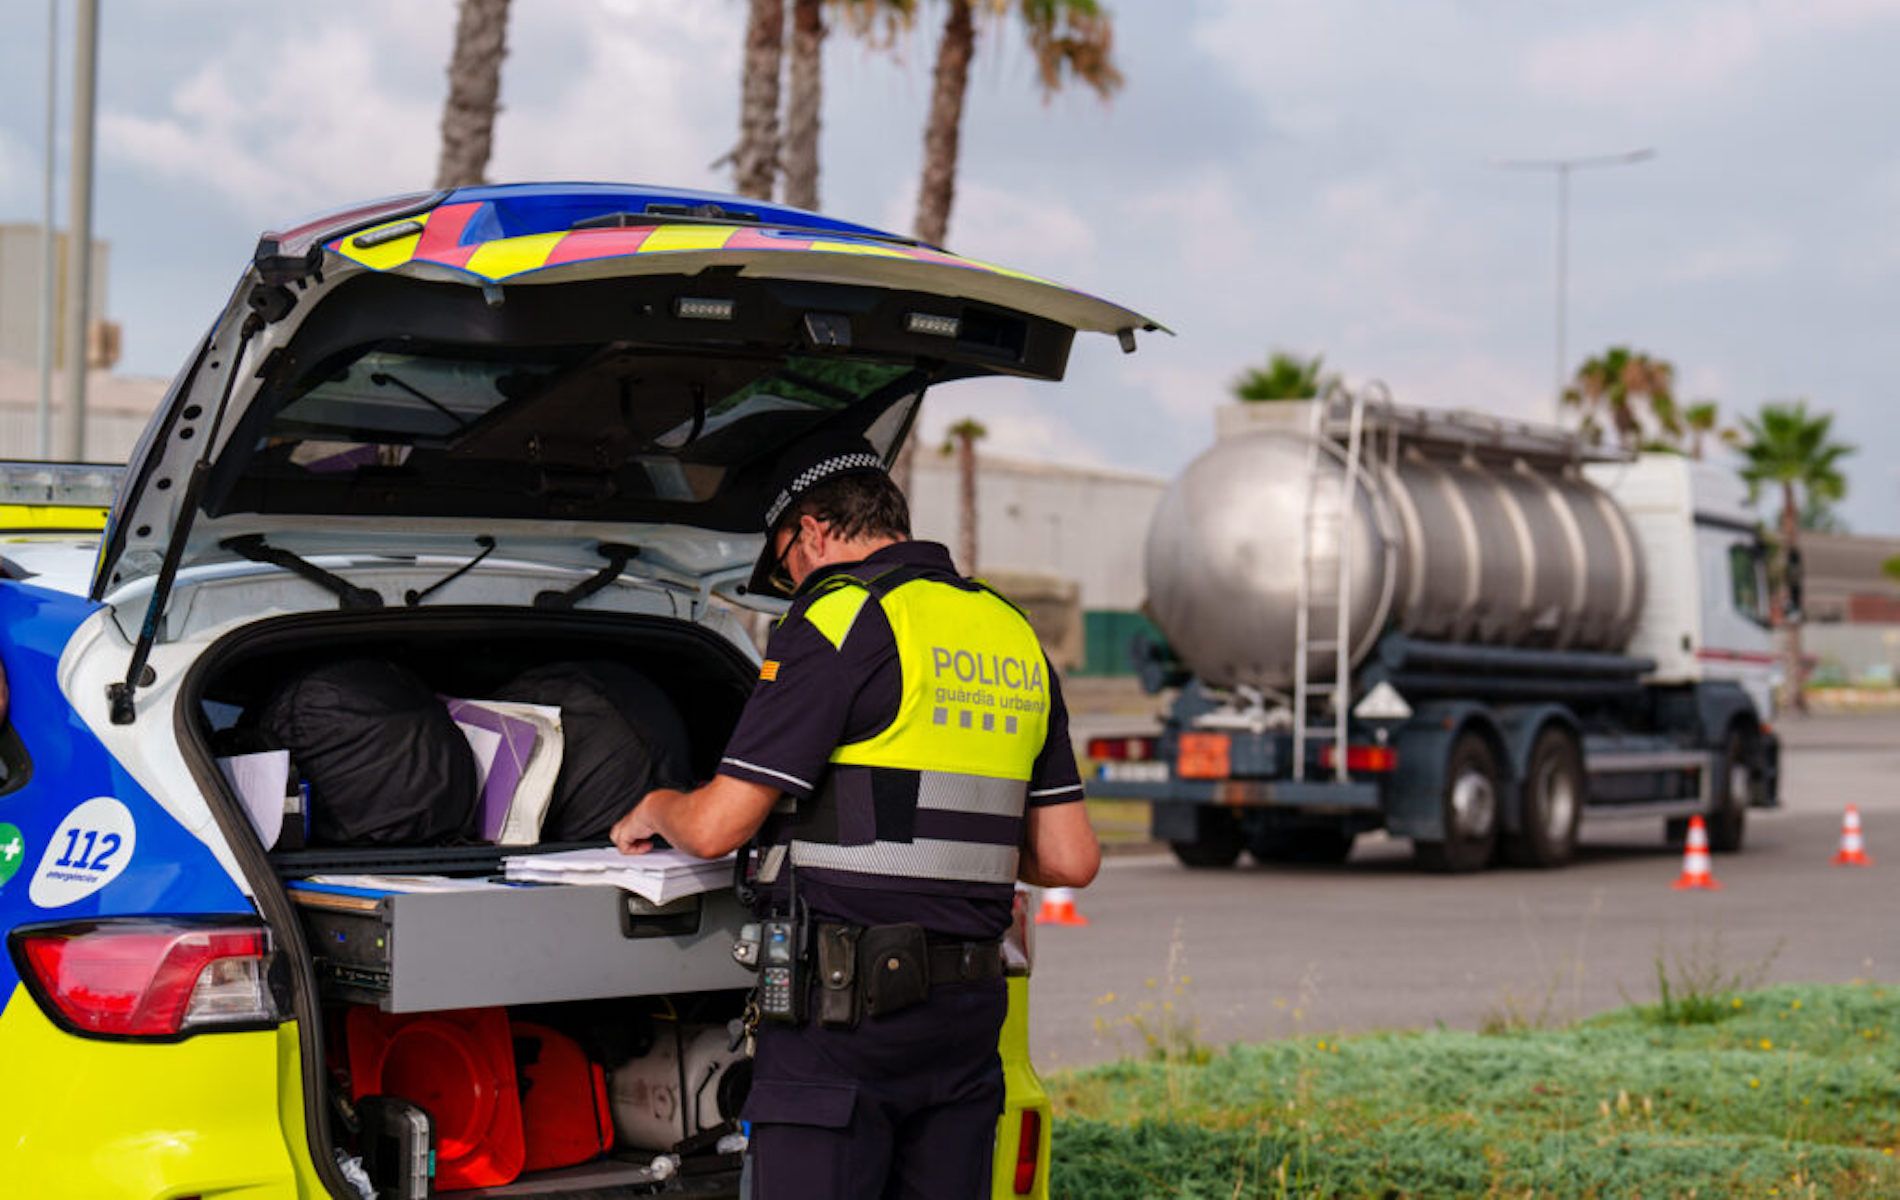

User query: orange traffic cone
[1832,805,1873,866]
[1034,886,1089,926]
[1672,815,1722,890]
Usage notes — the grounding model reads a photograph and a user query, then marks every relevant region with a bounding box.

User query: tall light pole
[1496,148,1655,421]
[37,0,59,460]
[60,0,99,462]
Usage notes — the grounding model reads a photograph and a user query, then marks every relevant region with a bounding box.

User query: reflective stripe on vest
[769,568,1050,889]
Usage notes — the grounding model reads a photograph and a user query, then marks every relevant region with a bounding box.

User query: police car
[0,183,1158,1198]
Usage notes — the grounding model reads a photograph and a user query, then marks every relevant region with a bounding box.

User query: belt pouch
[858,923,930,1020]
[816,923,862,1028]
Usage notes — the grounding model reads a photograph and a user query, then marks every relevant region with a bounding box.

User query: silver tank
[1144,430,1645,692]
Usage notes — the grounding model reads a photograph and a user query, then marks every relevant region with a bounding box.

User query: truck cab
[1589,455,1779,722]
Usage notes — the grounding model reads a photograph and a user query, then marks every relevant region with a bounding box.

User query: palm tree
[1564,347,1676,449]
[892,2,1117,490]
[781,0,828,210]
[735,0,786,200]
[913,0,1122,246]
[1684,400,1721,460]
[435,0,513,189]
[941,418,988,572]
[1737,401,1855,713]
[1231,351,1335,403]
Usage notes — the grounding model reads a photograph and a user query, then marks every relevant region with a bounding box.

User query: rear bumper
[1091,767,1384,811]
[0,984,318,1198]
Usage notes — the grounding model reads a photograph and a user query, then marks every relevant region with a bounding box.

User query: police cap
[746,431,888,597]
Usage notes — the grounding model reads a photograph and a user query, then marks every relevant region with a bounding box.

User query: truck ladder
[1292,392,1366,782]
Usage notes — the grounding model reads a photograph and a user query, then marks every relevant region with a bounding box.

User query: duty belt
[817,923,1004,986]
[924,937,1006,985]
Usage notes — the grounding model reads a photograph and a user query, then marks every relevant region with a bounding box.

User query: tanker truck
[1088,395,1781,871]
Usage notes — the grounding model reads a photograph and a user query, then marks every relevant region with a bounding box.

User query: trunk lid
[95,183,1160,600]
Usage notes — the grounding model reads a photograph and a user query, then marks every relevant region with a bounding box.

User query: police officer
[610,432,1100,1198]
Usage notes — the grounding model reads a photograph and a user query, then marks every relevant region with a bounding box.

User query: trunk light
[1320,744,1399,774]
[673,297,736,321]
[905,312,961,338]
[13,920,276,1038]
[352,219,426,249]
[1013,1108,1043,1194]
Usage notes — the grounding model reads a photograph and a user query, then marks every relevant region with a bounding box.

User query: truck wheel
[1502,727,1583,868]
[1249,828,1356,865]
[1414,732,1500,873]
[1170,811,1243,868]
[1706,728,1751,853]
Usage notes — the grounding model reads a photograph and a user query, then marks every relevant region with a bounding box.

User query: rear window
[226,342,922,518]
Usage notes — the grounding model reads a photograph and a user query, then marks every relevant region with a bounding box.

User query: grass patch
[1048,983,1900,1198]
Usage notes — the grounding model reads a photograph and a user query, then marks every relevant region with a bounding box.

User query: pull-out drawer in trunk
[289,880,753,1011]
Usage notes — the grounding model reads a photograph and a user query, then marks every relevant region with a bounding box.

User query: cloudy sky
[2,0,1897,528]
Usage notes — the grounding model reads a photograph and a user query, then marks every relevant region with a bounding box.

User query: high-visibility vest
[759,562,1051,899]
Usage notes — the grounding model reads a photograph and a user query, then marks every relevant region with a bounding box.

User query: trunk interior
[184,607,764,1198]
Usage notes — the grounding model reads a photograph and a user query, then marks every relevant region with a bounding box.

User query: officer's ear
[797,512,834,557]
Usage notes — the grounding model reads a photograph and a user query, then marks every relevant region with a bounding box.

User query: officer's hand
[610,801,661,855]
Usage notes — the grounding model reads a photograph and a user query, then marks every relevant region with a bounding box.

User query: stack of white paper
[502,847,735,905]
[300,874,517,894]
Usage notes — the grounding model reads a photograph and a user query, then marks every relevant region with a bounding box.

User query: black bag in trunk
[258,659,478,846]
[494,661,694,842]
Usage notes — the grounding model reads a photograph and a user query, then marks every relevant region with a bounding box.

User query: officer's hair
[782,471,911,542]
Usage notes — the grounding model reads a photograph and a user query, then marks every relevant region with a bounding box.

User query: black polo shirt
[718,540,1083,938]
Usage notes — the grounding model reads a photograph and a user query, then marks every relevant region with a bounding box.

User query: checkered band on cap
[764,451,885,527]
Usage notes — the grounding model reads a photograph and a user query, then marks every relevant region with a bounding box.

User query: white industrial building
[908,451,1164,610]
[0,223,163,461]
[908,451,1166,674]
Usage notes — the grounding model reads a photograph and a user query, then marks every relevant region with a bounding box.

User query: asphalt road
[1029,711,1900,1070]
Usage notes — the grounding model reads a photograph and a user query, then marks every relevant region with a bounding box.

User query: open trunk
[182,606,763,1197]
[93,182,1141,1199]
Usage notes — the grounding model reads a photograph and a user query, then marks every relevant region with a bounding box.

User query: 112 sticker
[29,797,136,908]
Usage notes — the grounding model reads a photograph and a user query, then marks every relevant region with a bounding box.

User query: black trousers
[743,978,1007,1199]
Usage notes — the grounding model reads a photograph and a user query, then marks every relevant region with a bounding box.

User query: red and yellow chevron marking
[328,202,1054,288]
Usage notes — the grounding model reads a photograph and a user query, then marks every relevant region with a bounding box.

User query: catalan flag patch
[759,660,781,682]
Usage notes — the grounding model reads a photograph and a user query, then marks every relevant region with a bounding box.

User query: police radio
[732,846,805,1023]
[757,915,803,1021]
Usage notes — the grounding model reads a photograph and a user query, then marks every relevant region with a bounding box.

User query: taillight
[12,920,277,1039]
[1320,744,1399,773]
[1013,1108,1043,1194]
[1086,736,1156,762]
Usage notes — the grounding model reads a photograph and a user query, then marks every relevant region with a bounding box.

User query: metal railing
[1292,391,1366,782]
